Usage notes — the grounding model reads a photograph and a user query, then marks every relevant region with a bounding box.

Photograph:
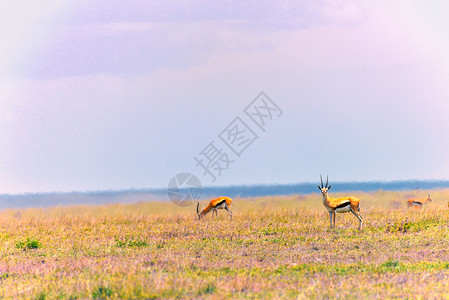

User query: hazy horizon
[2,178,449,196]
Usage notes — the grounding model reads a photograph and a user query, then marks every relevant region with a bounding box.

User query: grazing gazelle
[318,175,363,230]
[407,194,431,209]
[197,196,233,220]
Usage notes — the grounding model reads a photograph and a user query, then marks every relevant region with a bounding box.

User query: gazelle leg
[225,204,233,221]
[332,211,337,229]
[329,211,333,229]
[350,208,363,230]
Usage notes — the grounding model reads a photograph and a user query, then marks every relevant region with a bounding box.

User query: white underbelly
[335,206,351,213]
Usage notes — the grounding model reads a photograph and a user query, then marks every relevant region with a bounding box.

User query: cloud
[4,1,372,80]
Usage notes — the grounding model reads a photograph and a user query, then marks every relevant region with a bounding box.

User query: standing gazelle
[407,194,431,209]
[318,175,363,230]
[197,196,233,220]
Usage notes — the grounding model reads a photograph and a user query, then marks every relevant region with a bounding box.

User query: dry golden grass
[0,189,449,299]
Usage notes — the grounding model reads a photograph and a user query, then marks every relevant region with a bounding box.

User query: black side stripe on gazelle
[335,201,351,209]
[214,199,227,207]
[412,201,423,206]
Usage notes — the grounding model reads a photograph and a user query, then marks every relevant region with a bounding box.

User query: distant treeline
[1,180,449,209]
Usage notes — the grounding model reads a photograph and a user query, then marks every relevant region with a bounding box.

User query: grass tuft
[92,286,113,299]
[382,259,400,269]
[114,236,148,248]
[16,237,41,250]
[197,283,216,296]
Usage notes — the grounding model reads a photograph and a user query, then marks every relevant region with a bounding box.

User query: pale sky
[1,1,449,194]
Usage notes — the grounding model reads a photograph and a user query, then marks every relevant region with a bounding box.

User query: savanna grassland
[1,189,449,299]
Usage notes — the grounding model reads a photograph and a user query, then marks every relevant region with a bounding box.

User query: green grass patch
[92,286,113,299]
[114,236,148,248]
[16,237,41,250]
[197,283,216,296]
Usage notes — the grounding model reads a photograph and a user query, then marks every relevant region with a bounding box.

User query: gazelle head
[427,194,432,202]
[318,175,332,196]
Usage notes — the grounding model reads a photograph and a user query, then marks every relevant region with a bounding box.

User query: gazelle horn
[320,175,324,188]
[326,175,329,188]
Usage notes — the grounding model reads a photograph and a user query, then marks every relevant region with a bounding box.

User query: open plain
[1,189,449,299]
